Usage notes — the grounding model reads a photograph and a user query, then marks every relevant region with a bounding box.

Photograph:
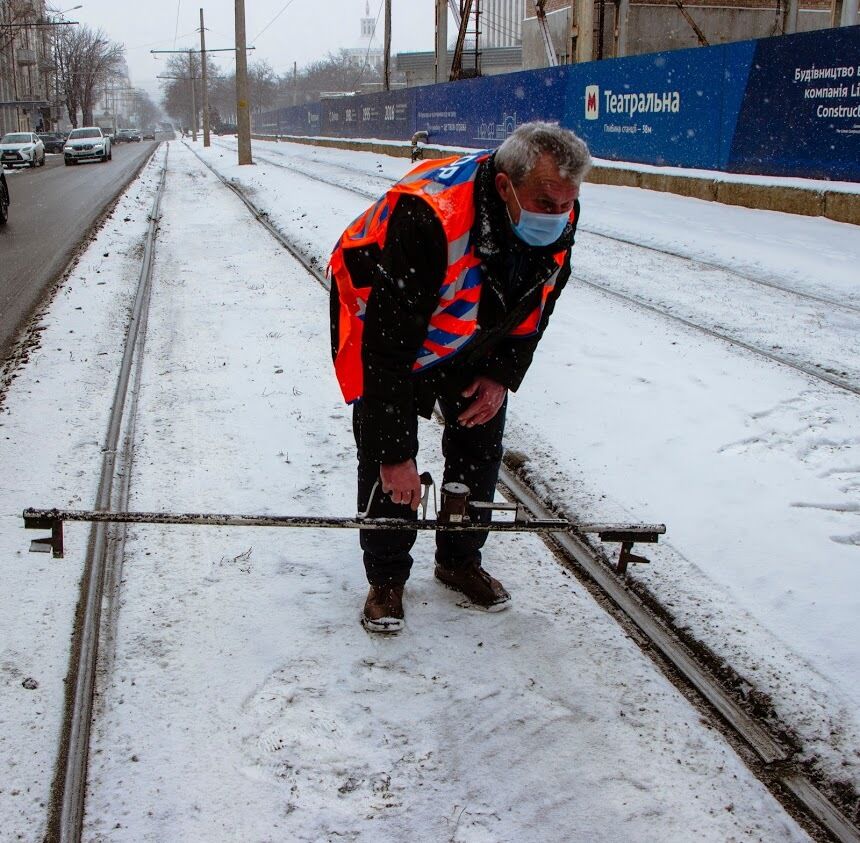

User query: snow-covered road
[0,137,856,839]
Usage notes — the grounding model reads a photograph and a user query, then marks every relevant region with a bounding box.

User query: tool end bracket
[23,511,65,558]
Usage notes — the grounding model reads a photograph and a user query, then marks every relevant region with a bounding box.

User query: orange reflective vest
[329,151,570,404]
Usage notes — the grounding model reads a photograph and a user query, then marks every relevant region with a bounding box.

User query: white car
[0,131,46,169]
[63,127,112,165]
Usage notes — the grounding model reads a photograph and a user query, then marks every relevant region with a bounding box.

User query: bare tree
[131,89,161,130]
[55,24,124,127]
[275,50,382,105]
[248,60,279,116]
[159,51,219,131]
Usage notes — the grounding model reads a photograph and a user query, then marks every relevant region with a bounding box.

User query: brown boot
[361,583,405,633]
[434,562,511,612]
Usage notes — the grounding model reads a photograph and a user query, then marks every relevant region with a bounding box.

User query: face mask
[507,182,570,247]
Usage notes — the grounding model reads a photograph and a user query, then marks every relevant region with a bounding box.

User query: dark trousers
[353,391,507,585]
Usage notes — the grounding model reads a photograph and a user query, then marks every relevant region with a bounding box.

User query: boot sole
[434,576,511,613]
[361,613,404,634]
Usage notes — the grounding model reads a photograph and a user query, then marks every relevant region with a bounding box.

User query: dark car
[115,129,142,144]
[142,128,156,140]
[38,132,65,154]
[0,169,9,225]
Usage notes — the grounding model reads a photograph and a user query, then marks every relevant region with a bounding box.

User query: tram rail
[217,139,860,397]
[26,139,857,841]
[44,147,169,843]
[224,139,860,316]
[178,141,859,841]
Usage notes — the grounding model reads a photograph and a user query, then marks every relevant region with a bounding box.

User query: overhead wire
[172,0,182,49]
[251,0,298,46]
[130,30,199,52]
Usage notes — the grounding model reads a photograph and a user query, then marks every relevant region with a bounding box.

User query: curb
[251,134,859,225]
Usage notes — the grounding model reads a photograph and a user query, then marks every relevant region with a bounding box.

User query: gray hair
[495,122,591,186]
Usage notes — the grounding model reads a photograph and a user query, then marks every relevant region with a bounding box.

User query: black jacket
[330,153,579,464]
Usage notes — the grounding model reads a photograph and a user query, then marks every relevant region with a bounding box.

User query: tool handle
[357,471,435,519]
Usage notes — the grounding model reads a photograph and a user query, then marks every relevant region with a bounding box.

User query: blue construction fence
[255,26,860,182]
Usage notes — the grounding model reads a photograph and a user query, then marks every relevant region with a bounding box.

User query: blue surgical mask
[507,183,570,247]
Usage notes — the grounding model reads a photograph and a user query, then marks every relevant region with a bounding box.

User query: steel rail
[221,139,860,317]
[184,143,322,282]
[207,139,860,398]
[188,144,859,842]
[46,146,169,843]
[574,274,860,397]
[499,465,860,843]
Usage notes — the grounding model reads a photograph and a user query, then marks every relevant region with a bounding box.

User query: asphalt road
[0,140,158,364]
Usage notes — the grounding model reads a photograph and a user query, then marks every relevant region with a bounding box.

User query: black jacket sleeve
[359,195,447,464]
[478,258,572,391]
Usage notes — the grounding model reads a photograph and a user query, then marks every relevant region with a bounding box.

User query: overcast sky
[67,0,437,99]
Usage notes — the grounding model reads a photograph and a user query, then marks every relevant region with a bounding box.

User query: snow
[0,134,855,839]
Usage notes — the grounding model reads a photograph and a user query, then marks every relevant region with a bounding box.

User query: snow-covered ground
[0,136,854,839]
[193,137,860,790]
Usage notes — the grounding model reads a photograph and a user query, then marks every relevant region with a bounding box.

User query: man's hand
[458,376,507,427]
[380,459,422,510]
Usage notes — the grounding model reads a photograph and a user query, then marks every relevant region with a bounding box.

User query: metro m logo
[585,85,599,120]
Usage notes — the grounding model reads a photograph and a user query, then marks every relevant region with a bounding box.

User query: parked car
[63,127,112,165]
[37,132,66,154]
[0,168,9,225]
[0,131,46,168]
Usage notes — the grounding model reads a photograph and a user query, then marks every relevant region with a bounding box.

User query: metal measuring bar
[23,475,666,575]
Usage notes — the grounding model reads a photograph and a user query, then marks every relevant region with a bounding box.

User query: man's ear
[495,172,511,202]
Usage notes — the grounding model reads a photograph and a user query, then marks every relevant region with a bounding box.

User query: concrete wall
[396,48,523,88]
[522,3,834,68]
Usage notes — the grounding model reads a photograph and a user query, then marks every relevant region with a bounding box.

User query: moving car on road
[115,129,141,144]
[142,128,156,140]
[0,168,9,225]
[64,127,112,165]
[37,132,66,154]
[1,132,46,169]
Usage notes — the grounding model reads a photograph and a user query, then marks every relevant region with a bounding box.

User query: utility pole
[234,0,252,165]
[151,45,246,140]
[614,0,630,57]
[383,0,391,91]
[188,49,197,141]
[292,60,297,107]
[574,0,594,63]
[434,0,447,84]
[200,7,210,146]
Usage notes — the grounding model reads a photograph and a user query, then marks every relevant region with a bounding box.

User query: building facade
[343,1,384,72]
[482,0,526,48]
[0,0,56,135]
[521,0,846,69]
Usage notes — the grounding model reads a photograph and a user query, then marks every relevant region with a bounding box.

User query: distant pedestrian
[329,121,591,633]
